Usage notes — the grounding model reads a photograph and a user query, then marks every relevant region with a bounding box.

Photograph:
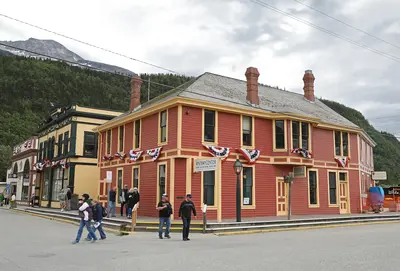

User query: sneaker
[85,238,92,241]
[72,240,79,244]
[165,235,171,239]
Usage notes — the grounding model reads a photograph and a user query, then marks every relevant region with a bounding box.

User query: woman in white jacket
[72,194,98,244]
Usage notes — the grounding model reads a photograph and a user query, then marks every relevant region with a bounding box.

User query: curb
[214,220,400,236]
[7,208,136,235]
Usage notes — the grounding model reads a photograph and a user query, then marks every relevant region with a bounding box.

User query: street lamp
[284,172,294,220]
[233,159,243,222]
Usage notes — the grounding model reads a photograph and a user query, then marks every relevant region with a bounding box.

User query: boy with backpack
[86,198,107,241]
[72,194,97,244]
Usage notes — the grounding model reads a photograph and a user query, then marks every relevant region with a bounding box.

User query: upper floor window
[334,131,349,156]
[38,142,43,161]
[49,137,55,159]
[118,126,124,152]
[57,134,63,157]
[292,121,309,150]
[63,131,69,155]
[274,120,286,150]
[106,129,111,154]
[242,115,252,146]
[159,110,167,143]
[83,132,97,157]
[43,141,48,159]
[204,110,216,142]
[134,120,141,149]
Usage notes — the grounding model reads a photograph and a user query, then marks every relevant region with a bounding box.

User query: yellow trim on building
[158,109,168,146]
[201,109,219,145]
[240,115,255,149]
[156,161,168,205]
[169,158,175,220]
[307,168,320,208]
[131,165,140,190]
[327,170,340,207]
[333,130,351,157]
[117,124,125,153]
[290,120,312,151]
[132,119,142,150]
[177,105,183,150]
[186,158,192,194]
[272,119,288,152]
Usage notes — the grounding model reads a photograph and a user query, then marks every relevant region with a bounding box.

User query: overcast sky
[1,0,400,135]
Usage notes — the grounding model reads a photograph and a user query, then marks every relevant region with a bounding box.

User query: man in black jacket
[179,194,197,241]
[120,185,129,217]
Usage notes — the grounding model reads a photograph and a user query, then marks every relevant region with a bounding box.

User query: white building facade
[5,137,38,204]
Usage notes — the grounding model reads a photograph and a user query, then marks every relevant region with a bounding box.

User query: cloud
[1,0,400,133]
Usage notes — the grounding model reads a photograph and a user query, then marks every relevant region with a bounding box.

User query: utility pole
[147,75,151,102]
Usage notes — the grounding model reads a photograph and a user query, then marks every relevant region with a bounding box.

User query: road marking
[6,209,136,235]
[215,220,400,236]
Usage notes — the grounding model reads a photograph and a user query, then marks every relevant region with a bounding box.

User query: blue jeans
[159,217,171,237]
[127,207,132,217]
[108,201,116,217]
[87,221,106,240]
[182,217,191,240]
[76,220,97,242]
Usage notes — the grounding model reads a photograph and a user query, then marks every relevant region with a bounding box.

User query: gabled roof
[105,72,359,129]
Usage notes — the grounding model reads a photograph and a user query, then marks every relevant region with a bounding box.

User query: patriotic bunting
[238,148,261,164]
[202,144,230,160]
[51,160,60,168]
[114,152,126,160]
[60,159,69,169]
[24,140,32,149]
[128,150,143,163]
[147,147,162,161]
[44,158,51,167]
[291,148,312,159]
[34,162,45,171]
[102,155,114,161]
[334,157,350,168]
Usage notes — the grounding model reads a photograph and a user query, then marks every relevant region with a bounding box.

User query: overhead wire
[0,13,183,75]
[292,0,400,50]
[249,0,400,63]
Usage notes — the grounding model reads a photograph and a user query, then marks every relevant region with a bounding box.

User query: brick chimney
[245,67,260,105]
[303,70,315,102]
[130,75,143,111]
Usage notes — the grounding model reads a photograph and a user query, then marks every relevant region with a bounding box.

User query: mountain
[321,99,400,185]
[0,38,135,75]
[0,56,192,182]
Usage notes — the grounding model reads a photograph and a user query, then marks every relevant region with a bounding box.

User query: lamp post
[233,159,243,222]
[284,172,294,220]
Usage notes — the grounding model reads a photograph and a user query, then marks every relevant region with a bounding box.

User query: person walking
[66,188,72,211]
[120,185,129,217]
[85,199,106,241]
[157,194,172,239]
[108,187,116,218]
[72,194,97,244]
[179,194,197,241]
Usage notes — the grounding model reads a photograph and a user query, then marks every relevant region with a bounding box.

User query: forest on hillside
[0,56,399,184]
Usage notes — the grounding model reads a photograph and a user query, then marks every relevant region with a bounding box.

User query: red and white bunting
[129,150,143,163]
[44,158,51,168]
[60,159,69,169]
[34,162,45,171]
[102,155,114,161]
[291,148,312,159]
[114,152,126,160]
[238,148,261,164]
[146,147,162,161]
[334,157,350,168]
[51,160,60,168]
[202,144,230,160]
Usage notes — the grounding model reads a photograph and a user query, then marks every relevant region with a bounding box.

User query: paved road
[1,208,399,271]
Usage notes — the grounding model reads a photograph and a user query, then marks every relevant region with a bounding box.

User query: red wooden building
[95,68,376,222]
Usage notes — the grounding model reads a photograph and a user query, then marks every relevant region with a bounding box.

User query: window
[83,132,97,157]
[57,134,63,157]
[308,170,318,205]
[49,137,55,159]
[242,116,252,146]
[334,131,349,156]
[117,169,123,204]
[106,130,111,154]
[133,167,139,189]
[43,141,48,159]
[204,110,216,142]
[292,121,300,149]
[64,131,69,155]
[243,167,253,205]
[292,121,310,150]
[39,142,43,161]
[275,120,285,149]
[134,120,140,149]
[339,172,347,182]
[158,165,166,199]
[118,126,124,152]
[160,110,167,143]
[203,171,215,206]
[329,172,337,205]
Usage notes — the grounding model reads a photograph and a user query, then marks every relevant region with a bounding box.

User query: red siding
[312,128,334,161]
[124,122,133,152]
[182,106,202,149]
[167,107,178,150]
[350,133,358,163]
[111,127,118,155]
[219,112,240,148]
[254,118,273,155]
[349,170,361,213]
[141,113,158,150]
[174,158,187,215]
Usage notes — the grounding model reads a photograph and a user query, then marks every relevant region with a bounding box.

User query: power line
[249,0,400,63]
[0,42,179,90]
[292,0,400,50]
[368,114,400,121]
[0,13,182,75]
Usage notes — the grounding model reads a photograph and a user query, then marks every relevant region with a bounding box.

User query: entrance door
[277,178,288,216]
[339,181,349,214]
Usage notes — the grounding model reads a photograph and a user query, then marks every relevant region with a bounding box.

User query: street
[1,208,399,271]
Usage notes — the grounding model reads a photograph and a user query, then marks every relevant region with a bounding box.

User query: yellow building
[35,105,122,208]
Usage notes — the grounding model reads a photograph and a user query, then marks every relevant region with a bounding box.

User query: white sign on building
[194,158,218,172]
[106,171,112,183]
[372,171,387,181]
